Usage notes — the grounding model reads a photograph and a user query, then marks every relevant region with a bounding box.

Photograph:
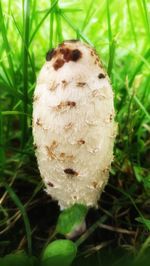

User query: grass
[0,0,150,264]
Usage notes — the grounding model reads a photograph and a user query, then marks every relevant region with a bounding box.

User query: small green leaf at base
[41,239,77,266]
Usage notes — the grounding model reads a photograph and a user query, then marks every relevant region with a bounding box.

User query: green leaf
[136,217,150,231]
[143,175,150,189]
[133,165,143,183]
[0,251,38,266]
[41,239,77,266]
[56,204,88,236]
[133,166,150,189]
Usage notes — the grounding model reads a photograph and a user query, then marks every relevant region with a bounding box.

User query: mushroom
[32,40,116,209]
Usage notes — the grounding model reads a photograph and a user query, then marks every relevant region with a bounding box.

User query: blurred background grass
[0,0,150,262]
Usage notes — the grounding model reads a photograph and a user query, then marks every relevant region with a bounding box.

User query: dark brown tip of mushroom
[98,73,106,79]
[65,39,80,43]
[60,48,82,62]
[46,48,56,61]
[58,40,80,47]
[64,168,78,176]
[71,49,82,61]
[60,48,71,62]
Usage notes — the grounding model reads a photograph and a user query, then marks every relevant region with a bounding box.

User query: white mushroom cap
[32,40,116,209]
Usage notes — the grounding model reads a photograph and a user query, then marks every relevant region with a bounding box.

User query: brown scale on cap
[46,145,56,160]
[49,81,59,91]
[64,122,74,131]
[48,182,54,187]
[90,48,99,58]
[60,48,71,62]
[33,94,40,102]
[90,50,95,56]
[67,101,76,107]
[54,101,76,111]
[95,58,100,65]
[92,181,98,189]
[59,152,74,162]
[46,140,58,160]
[60,48,82,62]
[98,73,106,79]
[36,118,42,127]
[61,80,68,89]
[104,113,114,123]
[76,82,86,87]
[53,46,82,70]
[109,113,113,122]
[46,48,57,61]
[92,90,99,97]
[64,168,78,176]
[71,49,82,61]
[102,167,109,174]
[53,59,65,70]
[77,139,85,145]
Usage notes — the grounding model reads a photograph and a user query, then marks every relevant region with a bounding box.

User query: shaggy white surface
[33,40,116,209]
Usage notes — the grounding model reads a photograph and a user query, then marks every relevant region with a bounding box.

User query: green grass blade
[1,111,31,116]
[60,12,93,46]
[133,95,150,121]
[11,12,36,83]
[29,0,58,45]
[106,0,112,43]
[0,112,5,167]
[55,7,63,43]
[135,236,150,261]
[106,0,116,77]
[61,8,82,13]
[0,0,15,85]
[142,0,150,38]
[22,0,30,146]
[0,61,13,88]
[30,0,37,31]
[107,38,116,77]
[49,3,54,49]
[81,0,95,31]
[126,0,137,46]
[6,0,11,28]
[2,180,32,255]
[129,48,150,87]
[136,0,150,40]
